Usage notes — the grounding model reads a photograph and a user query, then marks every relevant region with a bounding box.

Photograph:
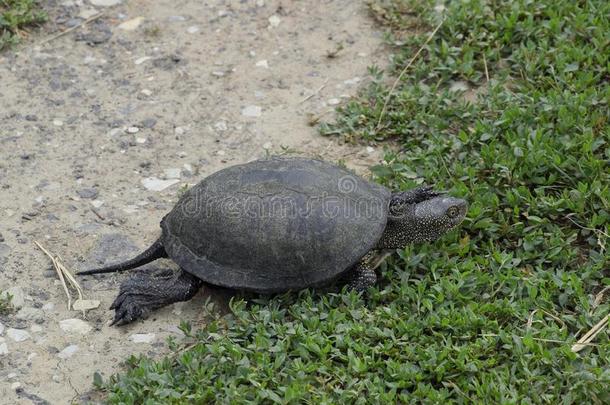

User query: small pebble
[129,333,156,344]
[136,137,147,144]
[241,105,262,118]
[174,126,186,135]
[7,328,31,342]
[141,89,153,96]
[53,119,64,126]
[11,382,21,391]
[141,177,180,191]
[268,15,281,27]
[118,16,144,31]
[0,322,4,335]
[328,98,340,106]
[255,60,269,68]
[90,0,122,6]
[186,26,200,34]
[59,319,93,335]
[164,168,181,179]
[214,121,227,131]
[77,188,99,199]
[127,126,140,134]
[57,344,79,359]
[0,341,8,355]
[134,56,151,65]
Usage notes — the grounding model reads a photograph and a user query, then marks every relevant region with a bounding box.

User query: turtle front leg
[110,269,202,326]
[345,253,377,292]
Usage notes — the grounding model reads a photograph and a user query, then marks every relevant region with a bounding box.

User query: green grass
[0,0,46,51]
[0,293,13,315]
[103,0,608,403]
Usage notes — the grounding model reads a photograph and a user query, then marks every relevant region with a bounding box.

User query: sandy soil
[0,0,386,403]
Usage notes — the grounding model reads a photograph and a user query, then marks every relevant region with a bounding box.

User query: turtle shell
[160,157,391,292]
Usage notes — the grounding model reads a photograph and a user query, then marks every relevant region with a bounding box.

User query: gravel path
[0,0,385,402]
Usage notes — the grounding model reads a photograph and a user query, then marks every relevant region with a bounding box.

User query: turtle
[78,157,467,325]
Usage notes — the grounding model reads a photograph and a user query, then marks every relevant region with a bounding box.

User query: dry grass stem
[571,314,609,353]
[376,18,445,130]
[34,241,99,314]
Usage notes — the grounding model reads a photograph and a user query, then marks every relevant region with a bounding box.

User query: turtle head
[411,196,468,242]
[379,195,468,249]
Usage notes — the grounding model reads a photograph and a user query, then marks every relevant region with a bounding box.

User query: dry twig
[39,12,105,45]
[376,18,445,130]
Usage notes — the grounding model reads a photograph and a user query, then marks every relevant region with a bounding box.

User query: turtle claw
[109,292,148,326]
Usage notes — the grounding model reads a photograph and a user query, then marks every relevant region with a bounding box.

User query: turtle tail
[77,238,167,275]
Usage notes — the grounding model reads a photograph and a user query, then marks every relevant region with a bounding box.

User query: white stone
[126,126,140,134]
[57,344,79,359]
[187,26,200,34]
[263,142,272,150]
[328,98,341,106]
[366,146,375,153]
[0,322,4,335]
[183,163,193,174]
[2,287,25,308]
[42,302,55,311]
[53,119,64,126]
[134,56,151,65]
[59,319,93,335]
[174,126,186,135]
[91,200,104,208]
[141,177,180,192]
[129,333,156,344]
[7,372,17,379]
[118,16,144,31]
[79,8,99,19]
[255,59,269,68]
[241,105,262,117]
[216,150,226,156]
[89,0,121,6]
[449,81,469,92]
[141,89,152,96]
[72,299,100,311]
[11,382,21,390]
[108,128,123,137]
[7,328,30,342]
[214,121,227,131]
[16,307,43,321]
[0,342,8,355]
[27,352,37,361]
[164,168,181,179]
[268,15,281,27]
[212,71,225,77]
[136,137,147,144]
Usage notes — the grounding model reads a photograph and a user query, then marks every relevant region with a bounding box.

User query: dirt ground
[0,0,386,403]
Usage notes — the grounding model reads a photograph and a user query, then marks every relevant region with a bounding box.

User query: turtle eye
[447,206,459,218]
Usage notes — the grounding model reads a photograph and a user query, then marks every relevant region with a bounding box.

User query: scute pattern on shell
[160,157,392,292]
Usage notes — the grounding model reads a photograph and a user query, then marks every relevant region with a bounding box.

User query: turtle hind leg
[345,254,377,292]
[110,269,202,326]
[346,266,377,292]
